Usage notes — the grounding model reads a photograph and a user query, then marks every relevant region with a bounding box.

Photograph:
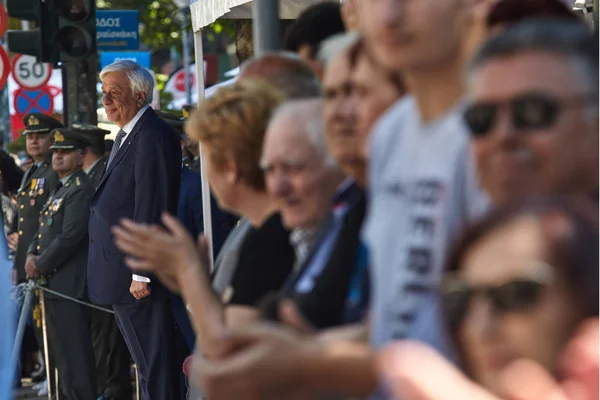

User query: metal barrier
[11,280,141,400]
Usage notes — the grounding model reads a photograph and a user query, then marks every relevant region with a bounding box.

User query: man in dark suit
[73,124,133,400]
[88,60,181,400]
[25,129,97,399]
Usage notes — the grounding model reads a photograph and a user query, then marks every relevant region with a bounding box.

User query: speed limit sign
[12,55,52,90]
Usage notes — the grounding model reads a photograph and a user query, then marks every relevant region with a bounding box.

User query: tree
[97,0,235,55]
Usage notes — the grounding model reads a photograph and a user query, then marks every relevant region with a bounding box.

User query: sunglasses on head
[442,263,554,329]
[464,92,598,138]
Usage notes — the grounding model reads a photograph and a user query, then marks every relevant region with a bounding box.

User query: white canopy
[189,0,322,31]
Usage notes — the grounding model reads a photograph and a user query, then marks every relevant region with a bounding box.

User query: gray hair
[239,51,321,99]
[267,98,336,167]
[99,60,154,105]
[317,31,361,65]
[469,19,598,100]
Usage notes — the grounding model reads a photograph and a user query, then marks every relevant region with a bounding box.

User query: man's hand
[130,280,151,300]
[194,323,316,400]
[113,212,205,293]
[7,232,18,251]
[25,255,41,279]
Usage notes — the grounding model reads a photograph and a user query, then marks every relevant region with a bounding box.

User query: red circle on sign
[0,47,9,91]
[0,3,7,38]
[13,86,55,120]
[11,54,53,90]
[175,70,196,92]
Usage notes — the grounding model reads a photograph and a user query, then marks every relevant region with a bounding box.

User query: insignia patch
[54,131,65,142]
[28,115,40,126]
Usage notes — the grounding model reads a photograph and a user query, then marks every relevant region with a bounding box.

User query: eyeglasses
[442,263,554,329]
[464,92,598,138]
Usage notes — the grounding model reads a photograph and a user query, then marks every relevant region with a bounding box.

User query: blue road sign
[96,10,139,51]
[100,52,151,70]
[14,87,53,117]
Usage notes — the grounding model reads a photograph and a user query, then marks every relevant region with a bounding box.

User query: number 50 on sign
[12,55,52,90]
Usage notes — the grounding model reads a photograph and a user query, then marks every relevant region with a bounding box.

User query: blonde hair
[185,79,285,191]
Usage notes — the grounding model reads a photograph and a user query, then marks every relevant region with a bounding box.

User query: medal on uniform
[47,218,53,227]
[38,188,44,195]
[30,199,36,206]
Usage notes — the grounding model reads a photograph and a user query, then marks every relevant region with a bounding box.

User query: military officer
[72,123,110,187]
[73,124,133,400]
[13,113,62,284]
[25,129,97,400]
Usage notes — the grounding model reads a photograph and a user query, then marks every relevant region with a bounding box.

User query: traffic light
[6,0,58,63]
[55,0,97,61]
[6,0,96,65]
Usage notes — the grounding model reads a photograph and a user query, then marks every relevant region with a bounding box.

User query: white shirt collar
[119,105,150,144]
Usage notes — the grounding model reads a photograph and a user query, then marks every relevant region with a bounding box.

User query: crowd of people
[0,0,598,399]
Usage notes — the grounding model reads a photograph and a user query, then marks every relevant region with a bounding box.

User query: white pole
[193,29,214,271]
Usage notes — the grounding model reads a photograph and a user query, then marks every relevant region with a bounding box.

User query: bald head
[261,99,343,230]
[239,52,322,99]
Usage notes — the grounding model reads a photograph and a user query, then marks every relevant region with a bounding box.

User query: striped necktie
[106,129,127,168]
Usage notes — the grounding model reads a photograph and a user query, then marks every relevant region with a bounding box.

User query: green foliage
[6,134,26,155]
[97,0,236,55]
[98,0,184,53]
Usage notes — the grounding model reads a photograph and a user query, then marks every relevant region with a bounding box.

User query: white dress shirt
[117,105,152,283]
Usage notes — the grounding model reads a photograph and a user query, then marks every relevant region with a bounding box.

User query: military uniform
[73,124,133,400]
[72,123,109,188]
[27,129,97,400]
[14,114,62,282]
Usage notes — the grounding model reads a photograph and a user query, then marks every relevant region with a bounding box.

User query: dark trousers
[113,300,180,400]
[171,295,195,400]
[91,308,133,399]
[45,299,97,400]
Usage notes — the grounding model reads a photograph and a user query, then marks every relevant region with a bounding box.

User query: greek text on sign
[96,10,139,51]
[11,55,52,90]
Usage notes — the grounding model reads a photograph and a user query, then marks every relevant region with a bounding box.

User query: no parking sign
[13,86,55,119]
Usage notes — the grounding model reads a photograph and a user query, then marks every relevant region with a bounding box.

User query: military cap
[181,105,196,120]
[49,128,92,150]
[22,113,63,135]
[71,123,110,153]
[156,110,184,133]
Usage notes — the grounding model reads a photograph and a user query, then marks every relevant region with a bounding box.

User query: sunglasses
[442,263,554,328]
[464,92,598,137]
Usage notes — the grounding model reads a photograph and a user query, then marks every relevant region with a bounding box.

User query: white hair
[268,98,336,167]
[100,60,154,105]
[317,31,361,65]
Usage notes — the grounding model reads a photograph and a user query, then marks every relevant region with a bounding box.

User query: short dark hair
[487,0,580,29]
[470,19,599,92]
[283,1,345,59]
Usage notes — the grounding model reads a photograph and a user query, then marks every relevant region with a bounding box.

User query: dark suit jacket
[178,165,237,255]
[14,156,59,282]
[0,150,24,195]
[263,185,367,329]
[86,156,107,188]
[88,108,182,305]
[28,170,94,300]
